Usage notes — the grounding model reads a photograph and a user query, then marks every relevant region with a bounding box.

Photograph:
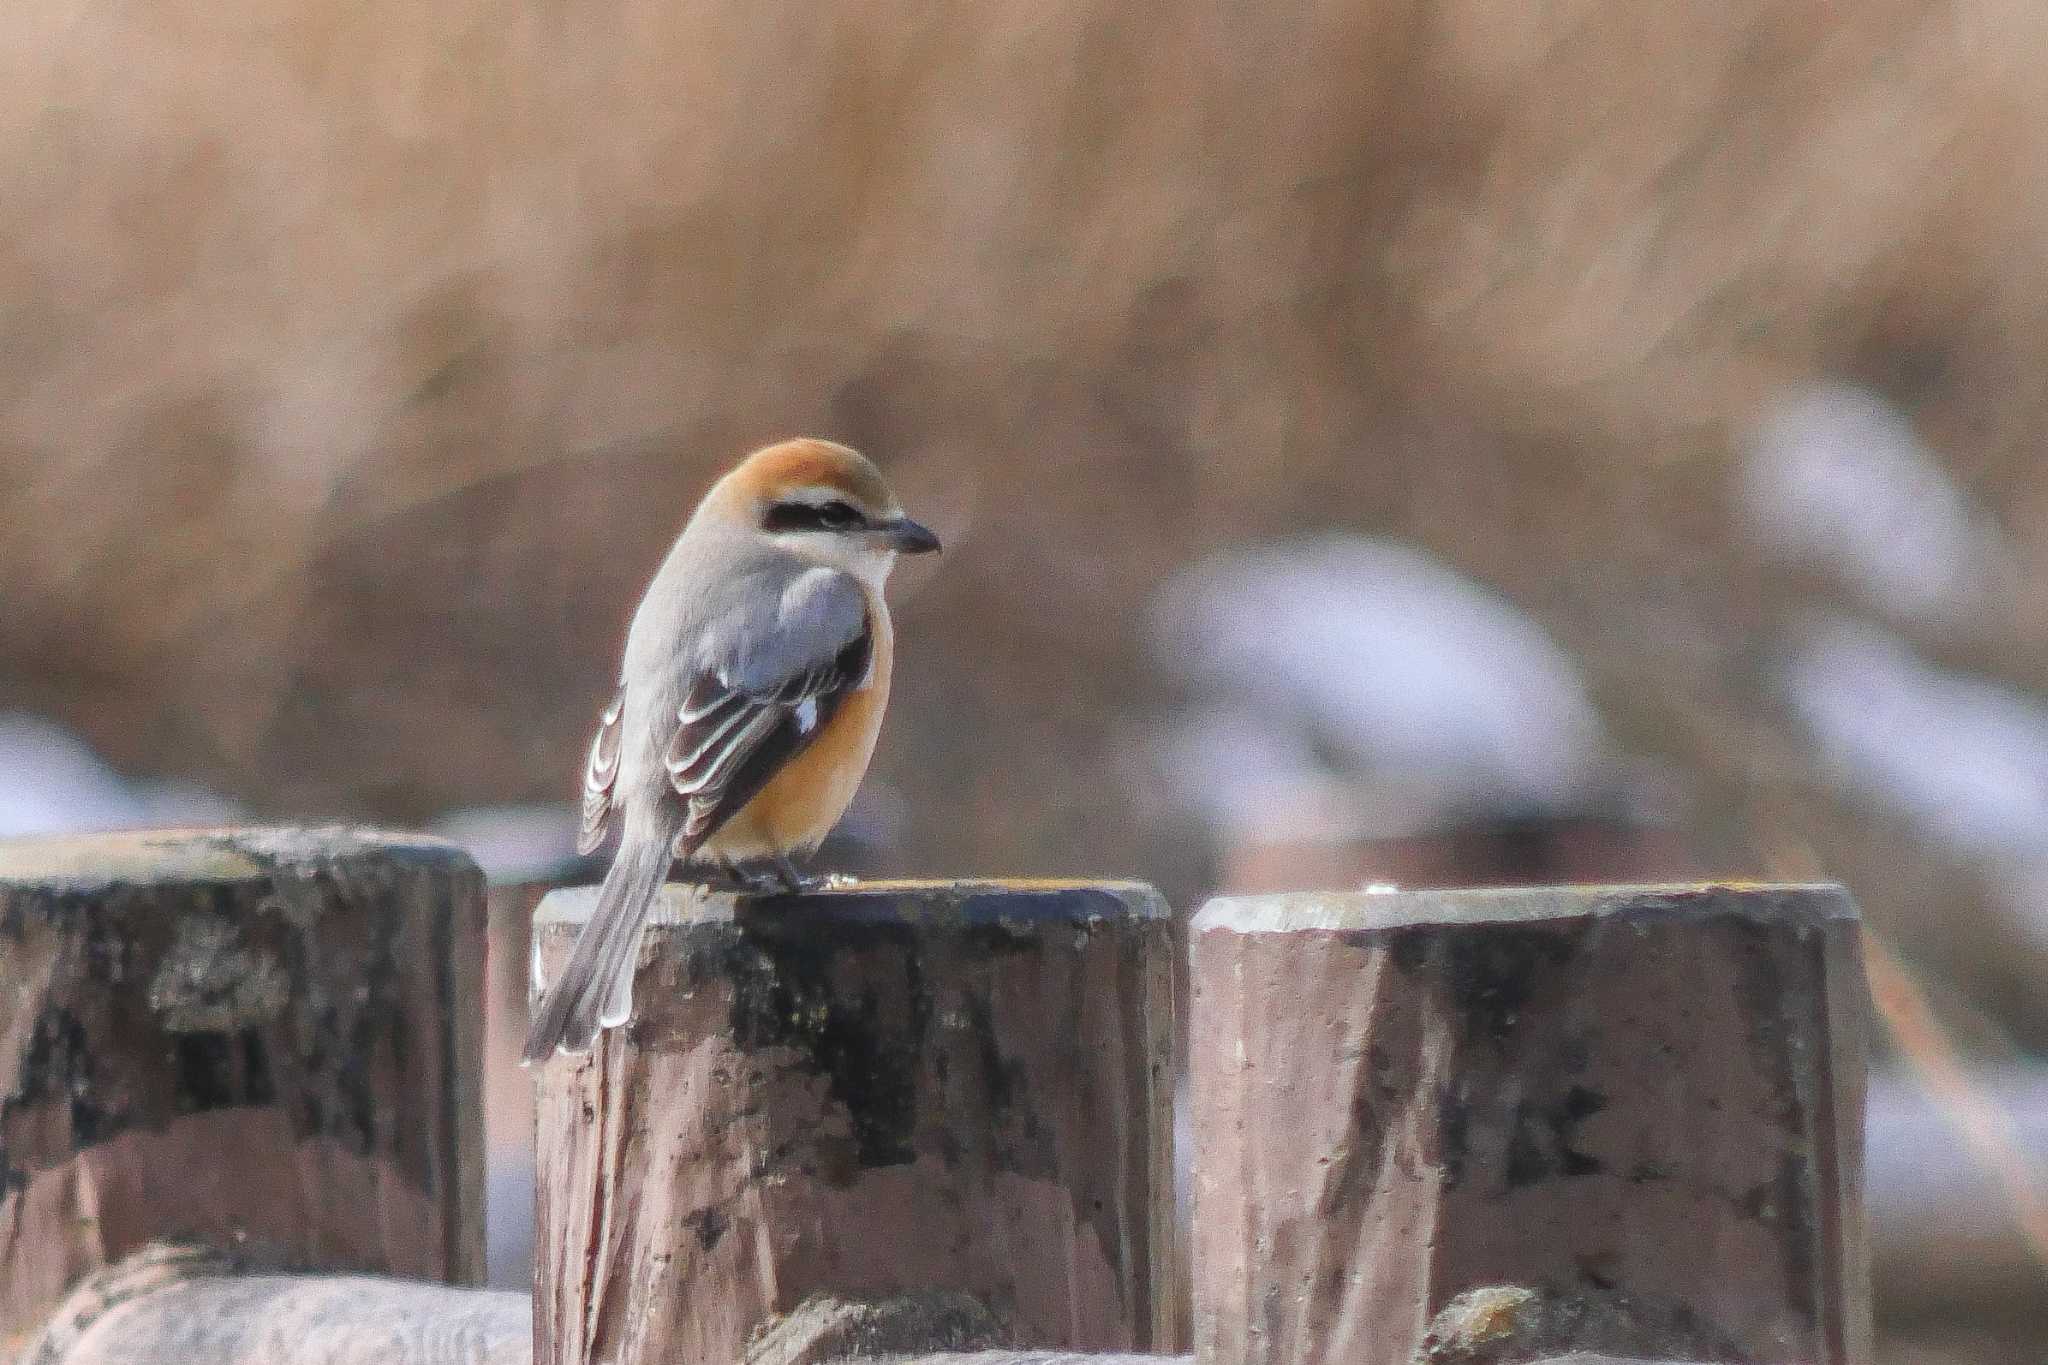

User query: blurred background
[3,1,2046,1357]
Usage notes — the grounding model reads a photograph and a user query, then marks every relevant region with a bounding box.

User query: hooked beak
[876,516,941,555]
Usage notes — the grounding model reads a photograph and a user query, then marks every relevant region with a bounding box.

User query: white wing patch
[658,566,874,855]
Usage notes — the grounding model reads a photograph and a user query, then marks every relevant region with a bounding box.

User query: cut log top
[1194,880,1857,932]
[16,1246,528,1365]
[0,826,478,898]
[534,877,1169,931]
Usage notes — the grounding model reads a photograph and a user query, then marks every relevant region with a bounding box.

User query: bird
[522,437,940,1062]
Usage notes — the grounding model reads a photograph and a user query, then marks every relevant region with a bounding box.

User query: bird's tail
[521,818,677,1063]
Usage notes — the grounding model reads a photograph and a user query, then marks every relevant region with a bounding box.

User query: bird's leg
[769,852,829,895]
[686,858,755,896]
[714,858,787,896]
[691,856,827,896]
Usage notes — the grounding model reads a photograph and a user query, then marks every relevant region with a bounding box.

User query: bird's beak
[876,517,941,555]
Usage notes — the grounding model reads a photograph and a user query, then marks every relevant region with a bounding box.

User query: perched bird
[522,438,940,1062]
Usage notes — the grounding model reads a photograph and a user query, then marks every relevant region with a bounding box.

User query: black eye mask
[763,499,864,533]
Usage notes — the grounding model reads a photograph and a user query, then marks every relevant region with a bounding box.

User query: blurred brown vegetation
[4,1,2048,1349]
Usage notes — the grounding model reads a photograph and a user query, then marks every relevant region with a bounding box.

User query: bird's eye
[763,499,865,532]
[815,500,861,528]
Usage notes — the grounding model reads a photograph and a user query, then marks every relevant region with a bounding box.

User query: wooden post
[482,880,557,1288]
[531,880,1179,1365]
[23,1249,1191,1365]
[18,1243,528,1365]
[0,828,488,1354]
[1189,884,1870,1365]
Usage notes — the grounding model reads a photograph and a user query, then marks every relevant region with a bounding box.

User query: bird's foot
[688,862,775,897]
[767,854,830,895]
[689,858,847,896]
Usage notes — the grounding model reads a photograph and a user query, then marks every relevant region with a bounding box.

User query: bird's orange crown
[721,438,896,513]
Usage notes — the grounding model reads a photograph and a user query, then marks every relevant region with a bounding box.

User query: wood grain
[1190,884,1871,1365]
[18,1243,526,1365]
[532,879,1180,1365]
[0,828,488,1351]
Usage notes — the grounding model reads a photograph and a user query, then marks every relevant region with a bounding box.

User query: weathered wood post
[18,1243,530,1365]
[531,879,1180,1365]
[0,828,489,1357]
[1190,883,1870,1365]
[483,880,558,1288]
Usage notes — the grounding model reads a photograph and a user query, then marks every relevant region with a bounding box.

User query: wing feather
[576,687,626,855]
[661,568,872,857]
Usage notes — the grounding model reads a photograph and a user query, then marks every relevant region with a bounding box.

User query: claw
[691,856,840,897]
[770,854,826,895]
[689,859,762,896]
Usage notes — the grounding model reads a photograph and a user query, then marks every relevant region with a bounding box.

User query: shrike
[523,438,940,1061]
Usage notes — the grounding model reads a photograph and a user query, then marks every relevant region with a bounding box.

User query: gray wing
[663,567,873,851]
[577,687,625,855]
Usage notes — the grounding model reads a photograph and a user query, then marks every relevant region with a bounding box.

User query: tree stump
[19,1242,528,1365]
[0,828,488,1353]
[1189,884,1870,1365]
[531,879,1179,1365]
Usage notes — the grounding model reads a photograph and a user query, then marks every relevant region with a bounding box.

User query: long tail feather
[521,821,676,1063]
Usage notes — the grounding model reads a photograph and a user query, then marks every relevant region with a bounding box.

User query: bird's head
[713,438,941,584]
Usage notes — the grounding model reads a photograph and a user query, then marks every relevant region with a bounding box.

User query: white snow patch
[1744,381,2010,626]
[0,712,242,837]
[1150,536,1609,824]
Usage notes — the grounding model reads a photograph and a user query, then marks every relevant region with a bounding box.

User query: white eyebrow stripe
[785,486,853,507]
